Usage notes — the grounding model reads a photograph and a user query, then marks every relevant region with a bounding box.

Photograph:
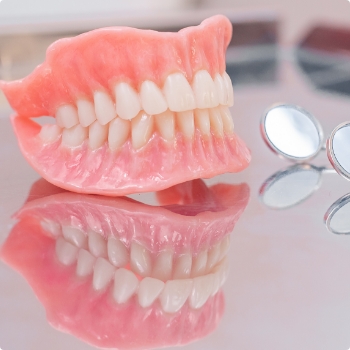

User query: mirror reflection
[324,193,350,235]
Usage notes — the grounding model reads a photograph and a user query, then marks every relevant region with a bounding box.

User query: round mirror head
[261,104,323,161]
[259,164,322,209]
[327,122,350,181]
[324,193,350,234]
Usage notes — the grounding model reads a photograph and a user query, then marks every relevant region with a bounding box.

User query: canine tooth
[56,104,79,129]
[131,111,154,149]
[130,242,152,277]
[160,279,193,313]
[88,230,107,258]
[214,73,228,105]
[220,106,234,134]
[62,124,88,147]
[88,120,108,149]
[212,258,229,288]
[163,73,196,112]
[115,82,141,120]
[62,226,87,248]
[107,236,128,268]
[94,90,116,125]
[113,268,139,303]
[177,111,194,139]
[223,72,234,106]
[152,250,173,281]
[93,257,115,291]
[155,110,175,141]
[108,117,130,150]
[173,253,192,279]
[194,109,210,137]
[55,237,78,266]
[77,99,97,127]
[40,219,61,237]
[206,242,221,271]
[209,107,224,137]
[190,274,214,309]
[138,277,165,308]
[191,250,208,277]
[76,249,96,277]
[192,70,219,109]
[39,125,62,143]
[140,80,167,115]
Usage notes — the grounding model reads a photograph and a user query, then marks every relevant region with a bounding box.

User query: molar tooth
[152,250,173,281]
[190,274,214,309]
[191,250,208,277]
[214,73,228,106]
[76,249,96,277]
[62,124,88,148]
[108,117,130,150]
[155,110,175,141]
[194,109,210,137]
[115,82,141,120]
[130,242,152,277]
[39,125,62,143]
[55,237,78,266]
[62,226,87,248]
[77,99,97,127]
[209,107,224,137]
[140,80,167,115]
[220,106,234,134]
[138,277,165,308]
[94,90,116,125]
[88,230,107,258]
[206,242,221,271]
[40,219,61,237]
[93,257,115,291]
[88,120,108,149]
[113,268,139,303]
[223,72,234,106]
[163,72,196,112]
[192,70,219,109]
[107,236,128,268]
[177,111,194,139]
[160,279,193,313]
[131,111,154,149]
[173,253,192,279]
[56,104,79,129]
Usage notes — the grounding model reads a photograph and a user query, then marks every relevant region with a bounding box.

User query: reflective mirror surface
[325,193,350,234]
[262,105,323,161]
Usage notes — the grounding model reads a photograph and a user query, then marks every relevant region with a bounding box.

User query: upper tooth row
[54,71,234,129]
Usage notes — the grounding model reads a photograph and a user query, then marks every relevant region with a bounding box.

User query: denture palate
[40,71,235,150]
[46,219,230,313]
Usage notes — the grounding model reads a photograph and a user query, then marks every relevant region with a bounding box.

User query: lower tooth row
[39,106,234,150]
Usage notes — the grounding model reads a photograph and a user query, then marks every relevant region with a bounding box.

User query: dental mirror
[324,193,350,234]
[261,104,324,161]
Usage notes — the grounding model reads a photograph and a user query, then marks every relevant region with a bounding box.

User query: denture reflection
[1,178,249,349]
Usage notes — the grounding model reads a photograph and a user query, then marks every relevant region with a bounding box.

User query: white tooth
[140,80,167,115]
[107,236,128,268]
[212,258,229,289]
[62,226,87,248]
[190,274,214,309]
[220,235,230,258]
[194,109,210,137]
[93,257,115,291]
[212,269,221,296]
[113,268,139,303]
[155,110,175,141]
[88,120,108,149]
[76,249,96,277]
[223,72,234,106]
[214,73,228,106]
[220,106,234,134]
[94,90,116,125]
[163,73,196,112]
[55,237,78,266]
[88,230,107,258]
[138,277,164,308]
[130,242,152,277]
[206,242,221,271]
[173,253,192,279]
[192,70,219,109]
[56,104,79,129]
[39,124,62,143]
[191,250,208,277]
[108,117,130,150]
[160,279,193,313]
[131,111,154,149]
[114,82,141,120]
[40,219,61,237]
[177,110,194,139]
[77,99,97,127]
[152,250,173,281]
[209,107,224,137]
[62,124,88,147]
